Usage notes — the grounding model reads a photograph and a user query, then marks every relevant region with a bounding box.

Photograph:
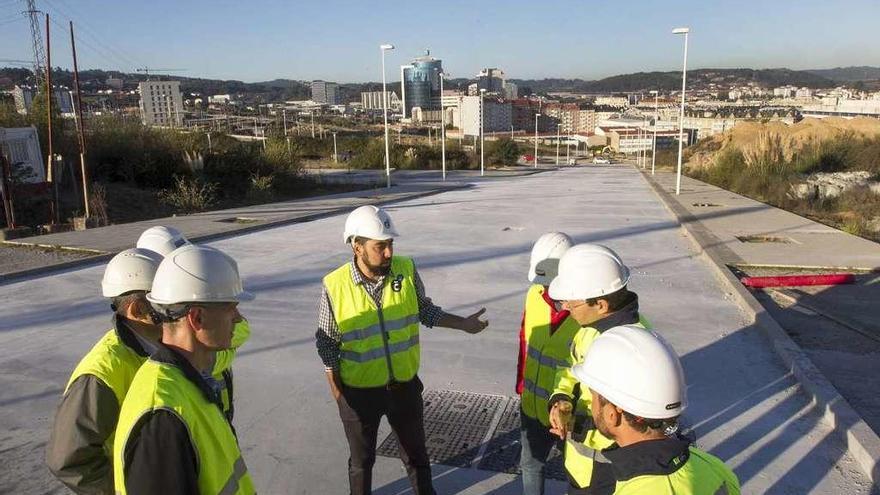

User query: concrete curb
[640,170,880,485]
[0,185,462,285]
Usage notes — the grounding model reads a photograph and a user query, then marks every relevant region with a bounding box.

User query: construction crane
[136,67,187,79]
[23,0,46,88]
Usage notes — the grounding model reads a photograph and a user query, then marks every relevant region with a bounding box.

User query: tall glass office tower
[400,51,442,119]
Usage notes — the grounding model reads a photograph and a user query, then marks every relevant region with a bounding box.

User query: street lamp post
[650,90,658,175]
[555,123,560,166]
[283,108,288,136]
[380,43,395,188]
[480,88,486,176]
[673,27,690,195]
[566,134,571,164]
[534,113,540,168]
[440,71,447,181]
[332,132,338,163]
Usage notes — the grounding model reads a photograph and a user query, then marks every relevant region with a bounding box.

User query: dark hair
[585,287,631,312]
[596,393,679,434]
[111,292,153,320]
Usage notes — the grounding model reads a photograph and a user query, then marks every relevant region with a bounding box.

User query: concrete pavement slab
[0,166,875,493]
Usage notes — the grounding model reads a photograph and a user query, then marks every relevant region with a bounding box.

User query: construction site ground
[1,165,878,494]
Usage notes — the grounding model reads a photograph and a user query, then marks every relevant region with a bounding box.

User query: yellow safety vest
[553,314,649,489]
[614,446,741,495]
[65,320,250,455]
[113,357,255,495]
[324,256,421,387]
[520,284,581,427]
[65,328,144,456]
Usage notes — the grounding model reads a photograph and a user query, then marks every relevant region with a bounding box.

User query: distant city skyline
[1,0,878,84]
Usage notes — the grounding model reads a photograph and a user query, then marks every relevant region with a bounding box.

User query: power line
[42,0,140,70]
[45,14,132,71]
[0,15,24,27]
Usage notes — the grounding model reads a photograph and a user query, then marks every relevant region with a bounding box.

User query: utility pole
[69,21,89,219]
[534,113,540,168]
[44,13,58,224]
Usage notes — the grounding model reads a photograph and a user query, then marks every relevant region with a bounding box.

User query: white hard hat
[101,248,164,298]
[136,225,190,257]
[528,232,573,285]
[343,205,399,244]
[572,325,687,419]
[147,245,254,306]
[548,244,630,301]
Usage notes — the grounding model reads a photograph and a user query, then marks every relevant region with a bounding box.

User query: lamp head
[672,27,690,34]
[380,44,395,50]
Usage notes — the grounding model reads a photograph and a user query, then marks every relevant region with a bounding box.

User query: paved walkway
[645,170,880,269]
[0,166,875,494]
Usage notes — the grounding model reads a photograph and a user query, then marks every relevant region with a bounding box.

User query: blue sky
[1,0,878,83]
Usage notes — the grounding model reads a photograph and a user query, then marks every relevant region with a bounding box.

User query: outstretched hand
[460,308,489,334]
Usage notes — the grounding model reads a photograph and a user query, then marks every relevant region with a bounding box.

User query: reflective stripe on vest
[218,456,249,495]
[613,446,741,495]
[113,360,255,495]
[339,314,420,344]
[526,345,568,369]
[341,333,420,363]
[522,378,551,399]
[324,256,421,387]
[520,284,581,427]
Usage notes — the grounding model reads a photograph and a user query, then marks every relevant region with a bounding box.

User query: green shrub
[159,176,217,213]
[486,138,521,166]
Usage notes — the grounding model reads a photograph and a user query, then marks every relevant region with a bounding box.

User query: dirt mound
[689,117,880,170]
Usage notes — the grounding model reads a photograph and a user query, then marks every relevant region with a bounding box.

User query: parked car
[592,157,611,164]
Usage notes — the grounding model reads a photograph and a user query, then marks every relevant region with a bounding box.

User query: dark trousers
[336,375,435,495]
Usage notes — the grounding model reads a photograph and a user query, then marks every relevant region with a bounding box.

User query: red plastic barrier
[740,273,856,288]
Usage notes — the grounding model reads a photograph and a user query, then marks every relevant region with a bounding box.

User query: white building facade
[138,81,184,127]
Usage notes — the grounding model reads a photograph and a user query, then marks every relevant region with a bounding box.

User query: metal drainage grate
[216,216,262,224]
[377,390,502,467]
[477,397,566,481]
[377,391,566,480]
[735,235,792,244]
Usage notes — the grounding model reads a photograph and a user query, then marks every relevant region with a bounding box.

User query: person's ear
[596,298,610,315]
[186,306,203,331]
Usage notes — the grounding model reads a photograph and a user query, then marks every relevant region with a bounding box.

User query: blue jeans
[520,411,558,495]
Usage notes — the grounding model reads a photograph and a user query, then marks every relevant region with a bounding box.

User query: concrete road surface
[0,166,875,494]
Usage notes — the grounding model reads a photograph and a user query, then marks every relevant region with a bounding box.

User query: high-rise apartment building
[311,80,339,105]
[138,81,183,127]
[400,51,442,119]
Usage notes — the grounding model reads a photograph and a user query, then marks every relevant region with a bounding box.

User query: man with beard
[316,205,489,495]
[571,325,740,495]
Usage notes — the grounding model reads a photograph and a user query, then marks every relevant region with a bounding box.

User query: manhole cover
[378,421,488,467]
[377,391,565,480]
[477,397,566,481]
[377,390,502,467]
[736,235,792,244]
[216,216,262,224]
[422,389,505,427]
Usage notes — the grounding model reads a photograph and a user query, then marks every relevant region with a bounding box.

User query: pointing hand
[461,308,489,334]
